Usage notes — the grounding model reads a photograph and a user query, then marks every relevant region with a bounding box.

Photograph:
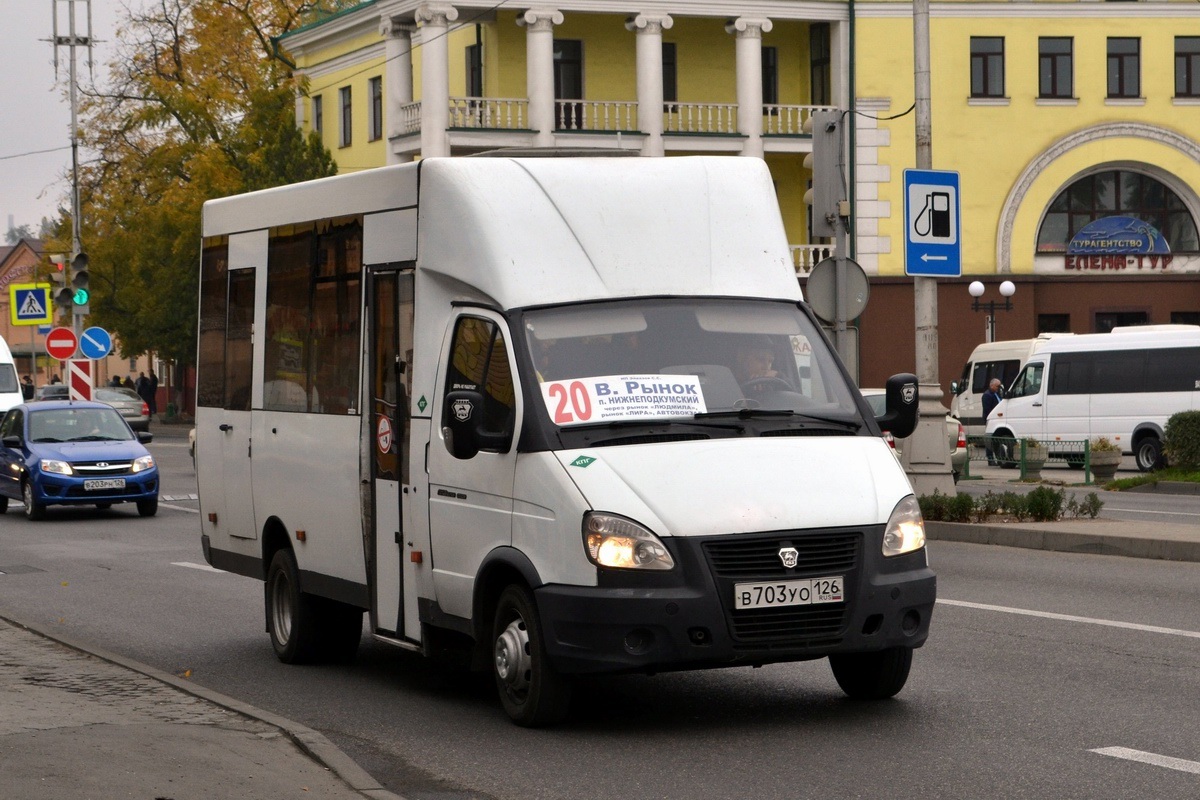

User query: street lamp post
[969,280,1016,343]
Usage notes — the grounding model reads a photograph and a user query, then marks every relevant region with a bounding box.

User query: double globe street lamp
[968,280,1016,343]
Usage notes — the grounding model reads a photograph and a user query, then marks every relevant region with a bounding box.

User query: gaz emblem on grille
[778,547,799,569]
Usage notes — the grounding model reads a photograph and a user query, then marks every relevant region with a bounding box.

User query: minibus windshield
[521,298,861,427]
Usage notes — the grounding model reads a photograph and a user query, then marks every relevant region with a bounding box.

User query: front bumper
[33,470,159,507]
[536,524,935,675]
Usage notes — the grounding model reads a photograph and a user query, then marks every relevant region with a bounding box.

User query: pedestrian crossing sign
[10,283,53,326]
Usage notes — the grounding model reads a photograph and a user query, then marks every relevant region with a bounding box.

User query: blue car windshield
[29,408,133,442]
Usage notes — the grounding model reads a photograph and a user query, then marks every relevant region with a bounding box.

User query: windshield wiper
[71,435,121,442]
[696,408,863,431]
[569,417,743,432]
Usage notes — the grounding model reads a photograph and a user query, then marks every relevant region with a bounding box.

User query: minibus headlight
[583,513,675,570]
[882,495,926,557]
[40,459,73,476]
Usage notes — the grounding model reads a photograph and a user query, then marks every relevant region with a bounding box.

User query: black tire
[95,502,113,510]
[492,584,572,727]
[995,433,1018,469]
[266,549,322,664]
[22,482,44,521]
[829,646,913,700]
[137,497,158,517]
[1135,436,1163,473]
[0,495,8,514]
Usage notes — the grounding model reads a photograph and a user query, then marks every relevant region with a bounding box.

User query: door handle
[1032,402,1042,407]
[219,423,233,432]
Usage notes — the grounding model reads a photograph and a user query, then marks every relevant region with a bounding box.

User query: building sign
[1066,216,1169,255]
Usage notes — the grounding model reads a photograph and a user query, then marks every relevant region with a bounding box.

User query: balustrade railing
[664,102,738,134]
[554,100,638,131]
[763,104,838,136]
[449,97,528,130]
[791,244,835,274]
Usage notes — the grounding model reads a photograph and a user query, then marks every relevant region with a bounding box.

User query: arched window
[1036,170,1199,253]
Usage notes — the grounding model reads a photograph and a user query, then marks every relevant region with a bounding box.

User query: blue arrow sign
[904,168,962,277]
[79,326,113,360]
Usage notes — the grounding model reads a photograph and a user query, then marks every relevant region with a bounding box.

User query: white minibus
[985,325,1200,471]
[0,336,26,412]
[196,155,932,727]
[949,334,1071,437]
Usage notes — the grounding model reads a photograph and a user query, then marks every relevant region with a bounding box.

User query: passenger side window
[445,316,517,444]
[0,409,19,439]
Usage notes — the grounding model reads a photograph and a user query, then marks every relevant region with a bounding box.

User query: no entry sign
[46,327,78,360]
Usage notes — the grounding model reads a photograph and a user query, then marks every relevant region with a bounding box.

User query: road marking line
[160,502,199,514]
[938,599,1200,639]
[1090,747,1200,775]
[172,561,225,573]
[1102,507,1200,518]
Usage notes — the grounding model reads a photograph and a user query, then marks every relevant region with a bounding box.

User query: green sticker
[417,395,428,413]
[570,456,597,468]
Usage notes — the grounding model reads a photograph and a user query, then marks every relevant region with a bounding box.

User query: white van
[196,155,933,727]
[950,334,1071,437]
[985,325,1200,471]
[0,336,26,412]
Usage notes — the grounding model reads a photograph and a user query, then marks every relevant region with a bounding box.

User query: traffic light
[69,252,89,314]
[50,257,72,316]
[803,109,846,238]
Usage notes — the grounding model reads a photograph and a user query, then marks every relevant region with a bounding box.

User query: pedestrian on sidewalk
[983,378,1004,465]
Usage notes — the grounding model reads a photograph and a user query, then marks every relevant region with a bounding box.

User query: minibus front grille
[702,530,861,644]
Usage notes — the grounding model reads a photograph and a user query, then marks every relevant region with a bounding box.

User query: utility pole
[899,0,956,495]
[51,0,93,337]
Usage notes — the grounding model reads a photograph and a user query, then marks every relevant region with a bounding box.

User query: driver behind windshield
[734,336,783,396]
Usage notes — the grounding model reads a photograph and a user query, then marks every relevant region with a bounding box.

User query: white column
[519,7,563,148]
[725,16,772,158]
[416,3,458,158]
[380,16,415,165]
[626,13,672,157]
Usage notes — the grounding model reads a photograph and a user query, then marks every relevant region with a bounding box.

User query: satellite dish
[804,257,870,324]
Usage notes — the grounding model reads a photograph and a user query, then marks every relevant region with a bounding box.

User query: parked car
[93,386,151,432]
[34,384,69,401]
[0,401,159,520]
[860,388,967,481]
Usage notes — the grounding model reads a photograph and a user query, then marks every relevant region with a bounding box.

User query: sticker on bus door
[539,374,707,426]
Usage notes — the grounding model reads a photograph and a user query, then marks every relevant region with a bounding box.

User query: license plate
[734,576,844,610]
[84,479,126,491]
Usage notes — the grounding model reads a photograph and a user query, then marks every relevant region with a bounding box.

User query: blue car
[0,401,159,520]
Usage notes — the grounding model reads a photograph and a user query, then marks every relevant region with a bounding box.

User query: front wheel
[22,482,44,521]
[136,497,158,517]
[829,646,913,700]
[492,584,572,727]
[1135,436,1163,473]
[994,433,1018,469]
[0,495,8,514]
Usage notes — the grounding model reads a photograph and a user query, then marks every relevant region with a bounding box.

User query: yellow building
[281,1,1200,388]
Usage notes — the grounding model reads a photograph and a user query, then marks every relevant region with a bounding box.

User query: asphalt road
[1,429,1197,799]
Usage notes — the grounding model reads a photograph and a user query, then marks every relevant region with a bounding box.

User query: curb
[1126,481,1200,495]
[926,521,1200,562]
[0,613,404,800]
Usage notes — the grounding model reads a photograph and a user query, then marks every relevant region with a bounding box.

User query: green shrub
[997,491,1029,521]
[919,490,951,521]
[1164,411,1200,469]
[1025,486,1065,521]
[972,491,1003,523]
[947,492,975,523]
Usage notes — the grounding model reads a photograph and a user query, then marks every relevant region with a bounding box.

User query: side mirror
[443,390,483,460]
[949,380,961,395]
[2,434,21,448]
[876,372,919,440]
[137,431,154,444]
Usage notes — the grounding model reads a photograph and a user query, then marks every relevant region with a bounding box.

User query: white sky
[0,0,120,236]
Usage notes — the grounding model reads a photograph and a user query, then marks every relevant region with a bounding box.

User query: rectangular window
[466,44,483,97]
[265,217,362,415]
[662,42,677,104]
[553,39,583,129]
[1176,37,1200,97]
[312,95,323,136]
[1107,38,1140,98]
[761,46,779,106]
[1095,311,1148,333]
[1038,313,1071,334]
[339,86,352,147]
[368,77,382,141]
[1039,37,1073,99]
[197,238,229,409]
[1171,311,1200,325]
[810,24,831,106]
[970,37,1005,98]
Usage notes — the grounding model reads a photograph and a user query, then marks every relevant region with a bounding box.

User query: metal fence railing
[960,436,1097,485]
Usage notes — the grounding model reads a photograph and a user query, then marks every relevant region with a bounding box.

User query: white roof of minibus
[203,156,802,309]
[1033,325,1200,354]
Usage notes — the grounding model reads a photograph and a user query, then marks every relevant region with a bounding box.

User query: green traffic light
[73,288,89,305]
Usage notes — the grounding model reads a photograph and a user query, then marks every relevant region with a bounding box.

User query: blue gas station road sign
[79,326,113,360]
[904,169,962,277]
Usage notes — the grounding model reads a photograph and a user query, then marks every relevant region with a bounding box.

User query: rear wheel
[829,646,913,700]
[492,584,572,727]
[22,482,44,521]
[1135,436,1163,473]
[0,495,8,514]
[267,549,321,663]
[136,497,158,517]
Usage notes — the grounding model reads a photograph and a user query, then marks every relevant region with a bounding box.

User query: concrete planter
[1090,450,1122,482]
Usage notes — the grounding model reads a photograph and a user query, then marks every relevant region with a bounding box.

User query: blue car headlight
[40,459,73,476]
[132,455,155,473]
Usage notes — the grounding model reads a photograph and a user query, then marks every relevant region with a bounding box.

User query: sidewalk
[0,615,402,800]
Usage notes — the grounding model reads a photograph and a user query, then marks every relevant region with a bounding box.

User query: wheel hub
[494,618,531,694]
